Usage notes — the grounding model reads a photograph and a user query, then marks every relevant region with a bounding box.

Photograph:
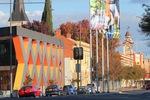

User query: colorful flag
[105,0,120,38]
[90,0,120,38]
[90,0,106,30]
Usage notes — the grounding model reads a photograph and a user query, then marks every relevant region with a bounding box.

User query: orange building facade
[0,26,64,90]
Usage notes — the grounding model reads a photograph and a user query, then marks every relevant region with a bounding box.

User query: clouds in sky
[0,11,9,27]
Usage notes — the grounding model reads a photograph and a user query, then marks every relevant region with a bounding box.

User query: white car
[87,83,100,93]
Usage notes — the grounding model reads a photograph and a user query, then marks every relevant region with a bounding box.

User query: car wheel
[39,92,42,97]
[34,92,36,97]
[58,91,61,96]
[64,90,67,95]
[46,94,48,96]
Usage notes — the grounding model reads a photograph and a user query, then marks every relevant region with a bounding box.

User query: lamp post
[9,0,13,97]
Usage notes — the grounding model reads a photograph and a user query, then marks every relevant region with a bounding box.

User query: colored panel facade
[0,26,64,90]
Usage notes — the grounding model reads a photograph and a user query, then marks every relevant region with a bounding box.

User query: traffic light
[73,47,79,60]
[73,47,83,60]
[79,47,83,60]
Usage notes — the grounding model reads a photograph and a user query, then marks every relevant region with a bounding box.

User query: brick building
[54,30,90,86]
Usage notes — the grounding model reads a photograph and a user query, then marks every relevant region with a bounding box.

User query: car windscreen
[21,86,32,90]
[79,86,85,88]
[64,85,72,89]
[47,85,57,89]
[87,84,94,87]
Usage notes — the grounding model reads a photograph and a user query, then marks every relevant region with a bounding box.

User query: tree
[108,52,124,81]
[41,0,53,36]
[23,75,33,86]
[59,19,90,43]
[139,4,150,46]
[22,20,50,35]
[122,65,146,88]
[59,19,121,82]
[49,79,55,85]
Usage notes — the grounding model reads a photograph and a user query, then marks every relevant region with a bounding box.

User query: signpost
[73,47,83,92]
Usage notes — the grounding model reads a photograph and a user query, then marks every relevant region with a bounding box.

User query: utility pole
[10,0,13,97]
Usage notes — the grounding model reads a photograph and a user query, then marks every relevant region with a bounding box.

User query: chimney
[66,33,71,38]
[55,29,61,36]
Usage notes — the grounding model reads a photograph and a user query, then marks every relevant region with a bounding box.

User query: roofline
[0,26,64,47]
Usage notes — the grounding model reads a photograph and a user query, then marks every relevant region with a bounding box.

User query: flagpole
[102,34,105,93]
[96,30,99,93]
[106,37,110,93]
[89,0,93,93]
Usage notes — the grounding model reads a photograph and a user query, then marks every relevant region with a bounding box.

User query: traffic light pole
[77,60,80,92]
[73,46,83,93]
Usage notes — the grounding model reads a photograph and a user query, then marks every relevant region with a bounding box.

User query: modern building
[0,26,64,91]
[0,0,65,92]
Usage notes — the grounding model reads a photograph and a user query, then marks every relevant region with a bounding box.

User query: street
[1,90,150,100]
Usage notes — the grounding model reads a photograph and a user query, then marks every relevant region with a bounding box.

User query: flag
[90,0,106,30]
[105,0,120,38]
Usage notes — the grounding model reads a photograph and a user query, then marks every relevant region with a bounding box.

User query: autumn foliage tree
[59,19,90,43]
[59,19,122,82]
[122,65,146,88]
[22,20,50,35]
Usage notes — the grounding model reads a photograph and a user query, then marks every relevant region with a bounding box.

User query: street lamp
[9,0,13,97]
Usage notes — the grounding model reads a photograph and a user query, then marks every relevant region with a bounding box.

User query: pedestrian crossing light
[73,47,83,60]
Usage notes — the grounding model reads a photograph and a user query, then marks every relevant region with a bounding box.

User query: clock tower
[123,31,134,55]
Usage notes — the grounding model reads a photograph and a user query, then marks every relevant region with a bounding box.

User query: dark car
[18,86,42,97]
[63,85,77,95]
[0,91,3,95]
[77,86,88,94]
[45,85,63,96]
[146,84,150,90]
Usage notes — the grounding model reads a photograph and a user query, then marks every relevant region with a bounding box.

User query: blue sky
[0,0,150,58]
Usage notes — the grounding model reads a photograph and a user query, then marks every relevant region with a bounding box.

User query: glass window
[0,40,17,66]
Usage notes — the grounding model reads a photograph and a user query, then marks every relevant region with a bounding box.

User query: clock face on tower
[125,45,130,50]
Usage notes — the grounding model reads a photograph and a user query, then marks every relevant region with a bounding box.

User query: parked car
[63,85,77,95]
[86,83,97,93]
[45,85,63,96]
[18,85,42,97]
[77,86,88,94]
[0,91,3,95]
[146,84,150,90]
